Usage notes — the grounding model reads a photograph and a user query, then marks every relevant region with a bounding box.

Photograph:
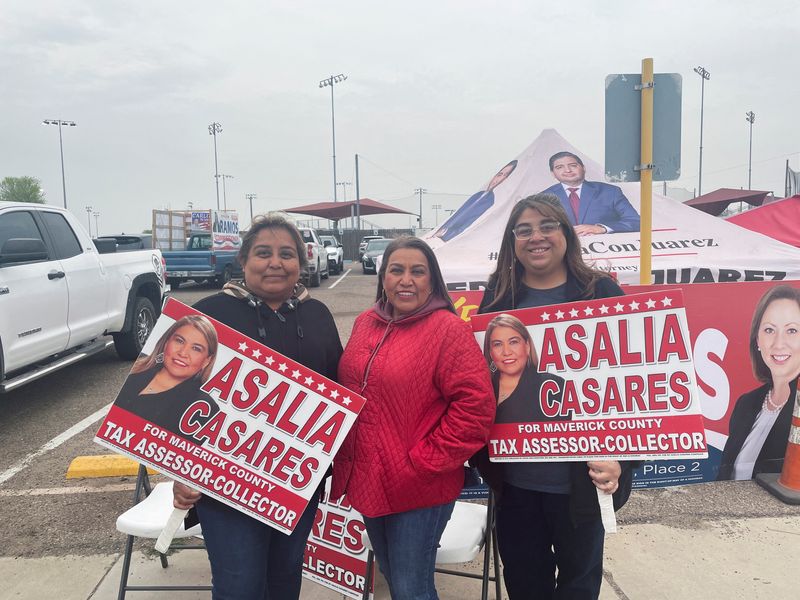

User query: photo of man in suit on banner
[542,151,640,236]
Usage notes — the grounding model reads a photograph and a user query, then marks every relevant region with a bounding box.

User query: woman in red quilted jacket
[331,235,495,600]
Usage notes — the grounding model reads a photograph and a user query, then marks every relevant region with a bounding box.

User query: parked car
[95,234,153,252]
[297,227,329,287]
[0,202,166,392]
[320,235,344,275]
[358,235,384,261]
[361,238,391,274]
[162,232,243,289]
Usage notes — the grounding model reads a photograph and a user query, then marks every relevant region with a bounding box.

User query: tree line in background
[0,176,46,204]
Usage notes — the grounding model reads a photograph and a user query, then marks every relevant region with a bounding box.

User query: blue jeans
[496,483,605,599]
[362,501,455,600]
[196,494,319,600]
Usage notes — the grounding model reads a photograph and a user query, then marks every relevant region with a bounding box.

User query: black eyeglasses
[512,221,561,240]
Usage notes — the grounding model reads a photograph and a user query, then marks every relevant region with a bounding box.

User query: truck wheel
[167,278,181,289]
[337,258,343,274]
[216,265,233,288]
[113,297,156,360]
[321,261,329,280]
[310,261,321,287]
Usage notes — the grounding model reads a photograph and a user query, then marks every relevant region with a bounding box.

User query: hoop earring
[489,361,497,373]
[155,352,164,364]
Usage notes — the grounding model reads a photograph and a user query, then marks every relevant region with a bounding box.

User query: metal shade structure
[684,187,771,216]
[282,198,414,223]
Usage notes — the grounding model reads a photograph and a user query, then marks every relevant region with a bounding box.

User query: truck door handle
[48,271,66,280]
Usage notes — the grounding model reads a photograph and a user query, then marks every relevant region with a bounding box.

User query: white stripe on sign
[327,268,351,289]
[0,403,113,486]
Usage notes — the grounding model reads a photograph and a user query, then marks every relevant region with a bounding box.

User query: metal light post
[245,193,257,223]
[93,211,100,235]
[414,188,427,229]
[432,204,442,226]
[693,66,710,196]
[208,122,222,209]
[85,205,93,237]
[746,111,755,190]
[221,174,234,210]
[42,119,76,209]
[319,74,348,201]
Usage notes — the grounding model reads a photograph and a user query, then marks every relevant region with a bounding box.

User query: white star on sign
[238,342,249,352]
[614,302,625,312]
[555,310,565,319]
[251,349,262,360]
[541,312,551,321]
[316,382,327,393]
[598,304,610,314]
[265,356,275,365]
[569,308,579,318]
[661,296,673,307]
[342,397,352,406]
[278,363,288,372]
[330,390,340,400]
[645,298,657,309]
[629,300,640,310]
[291,369,301,379]
[583,306,594,316]
[305,376,314,386]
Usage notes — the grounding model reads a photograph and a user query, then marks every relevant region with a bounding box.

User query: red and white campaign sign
[303,484,374,599]
[95,298,365,534]
[471,290,708,462]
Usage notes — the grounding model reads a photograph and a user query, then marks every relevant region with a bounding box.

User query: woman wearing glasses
[473,194,635,599]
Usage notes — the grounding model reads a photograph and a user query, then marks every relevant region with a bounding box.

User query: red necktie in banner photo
[568,187,580,222]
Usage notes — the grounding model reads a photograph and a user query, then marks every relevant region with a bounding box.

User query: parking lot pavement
[4,503,799,600]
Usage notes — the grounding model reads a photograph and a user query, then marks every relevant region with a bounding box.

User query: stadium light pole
[208,122,222,209]
[85,205,93,237]
[42,119,76,209]
[319,74,347,201]
[693,66,710,196]
[221,174,234,210]
[93,211,100,236]
[746,111,755,190]
[245,193,257,223]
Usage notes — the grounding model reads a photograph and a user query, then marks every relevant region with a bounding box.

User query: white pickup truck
[0,202,166,393]
[297,227,329,287]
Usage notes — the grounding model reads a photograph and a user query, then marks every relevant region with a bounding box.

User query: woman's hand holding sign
[587,460,621,494]
[173,480,201,509]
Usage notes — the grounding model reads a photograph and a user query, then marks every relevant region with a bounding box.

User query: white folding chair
[361,492,501,600]
[115,465,210,600]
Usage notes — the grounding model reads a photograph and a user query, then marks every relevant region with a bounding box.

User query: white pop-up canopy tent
[426,129,800,287]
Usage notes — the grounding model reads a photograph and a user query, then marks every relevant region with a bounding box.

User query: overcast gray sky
[2,1,798,234]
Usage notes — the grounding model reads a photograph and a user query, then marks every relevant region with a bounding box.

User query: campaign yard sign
[212,210,241,251]
[471,290,707,462]
[95,298,364,534]
[303,484,374,599]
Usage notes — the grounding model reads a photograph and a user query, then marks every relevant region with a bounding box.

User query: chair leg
[158,551,169,569]
[116,533,135,600]
[492,522,502,600]
[362,550,375,600]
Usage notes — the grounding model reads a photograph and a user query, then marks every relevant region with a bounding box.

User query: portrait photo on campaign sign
[626,280,800,488]
[95,297,365,534]
[471,290,707,464]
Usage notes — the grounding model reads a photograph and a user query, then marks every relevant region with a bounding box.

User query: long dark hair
[749,285,800,384]
[484,194,611,310]
[376,235,456,315]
